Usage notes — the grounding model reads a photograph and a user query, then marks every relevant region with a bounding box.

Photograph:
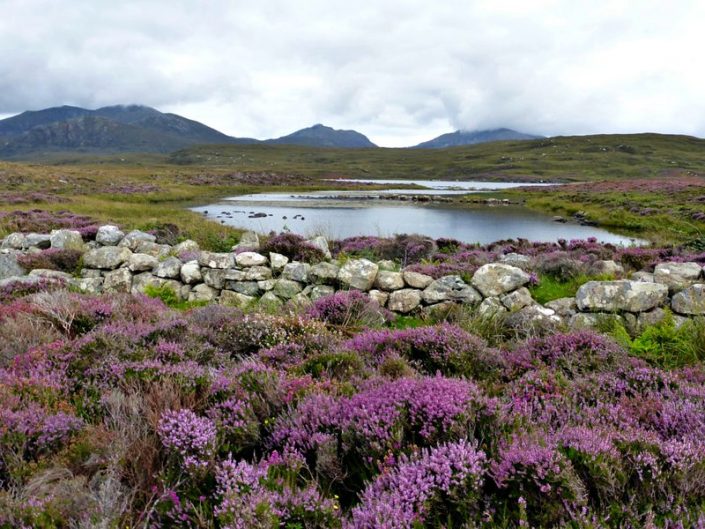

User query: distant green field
[165,133,705,182]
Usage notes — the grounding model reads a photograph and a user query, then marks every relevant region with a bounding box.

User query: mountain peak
[266,123,377,148]
[413,128,543,149]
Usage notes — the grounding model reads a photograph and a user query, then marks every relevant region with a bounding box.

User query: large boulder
[198,251,235,269]
[310,262,340,284]
[235,251,267,267]
[180,261,202,284]
[672,284,705,315]
[95,225,125,246]
[402,270,433,289]
[654,262,703,293]
[338,259,379,291]
[83,246,133,270]
[375,271,405,291]
[50,229,85,251]
[576,280,668,313]
[128,253,159,272]
[282,262,310,283]
[103,268,133,293]
[471,263,530,297]
[154,257,183,279]
[118,230,156,250]
[388,289,422,313]
[1,233,28,250]
[422,275,482,305]
[0,254,25,280]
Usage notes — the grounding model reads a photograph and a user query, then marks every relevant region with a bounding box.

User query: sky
[0,0,704,147]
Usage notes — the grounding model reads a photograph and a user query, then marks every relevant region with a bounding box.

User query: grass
[529,274,614,304]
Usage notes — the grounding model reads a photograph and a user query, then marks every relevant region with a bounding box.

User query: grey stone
[118,230,156,250]
[25,233,51,249]
[133,241,171,258]
[202,268,227,289]
[545,297,578,318]
[637,308,668,330]
[128,253,159,272]
[306,236,331,259]
[422,275,482,305]
[309,284,335,301]
[471,263,530,297]
[70,277,103,294]
[402,270,434,289]
[244,266,273,281]
[259,291,283,309]
[338,258,379,291]
[50,229,85,251]
[273,279,303,299]
[282,262,310,282]
[223,269,246,281]
[80,268,102,279]
[95,225,125,246]
[154,257,183,279]
[180,284,192,300]
[631,271,654,283]
[654,262,703,293]
[576,280,668,312]
[589,260,625,277]
[235,251,267,267]
[269,252,289,272]
[228,281,260,296]
[1,232,27,249]
[505,305,562,332]
[672,284,705,315]
[569,312,623,331]
[180,261,202,284]
[388,288,422,313]
[0,254,25,280]
[173,239,200,255]
[499,253,532,269]
[198,251,235,269]
[310,262,340,284]
[29,269,73,280]
[257,279,276,291]
[233,231,260,251]
[375,271,405,291]
[291,292,312,308]
[500,287,534,311]
[220,290,255,307]
[103,268,132,293]
[83,246,133,270]
[477,297,507,318]
[189,284,218,302]
[377,259,397,271]
[368,289,389,307]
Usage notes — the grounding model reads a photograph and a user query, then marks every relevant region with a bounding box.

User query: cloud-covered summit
[1,0,703,146]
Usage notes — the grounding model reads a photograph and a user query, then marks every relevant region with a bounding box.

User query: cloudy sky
[0,0,703,146]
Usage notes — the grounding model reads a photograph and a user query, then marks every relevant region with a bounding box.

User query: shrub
[307,290,390,327]
[261,232,325,262]
[630,316,705,368]
[17,249,83,274]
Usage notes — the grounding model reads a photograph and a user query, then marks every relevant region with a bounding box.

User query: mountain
[0,104,257,157]
[266,124,377,148]
[413,128,542,149]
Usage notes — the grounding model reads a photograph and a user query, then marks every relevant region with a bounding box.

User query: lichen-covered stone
[235,252,267,267]
[375,271,405,291]
[50,229,85,251]
[422,275,481,305]
[471,263,530,297]
[338,259,379,291]
[180,261,202,284]
[576,280,668,312]
[95,225,125,246]
[103,268,132,293]
[0,254,25,280]
[269,252,289,272]
[310,262,340,284]
[273,279,303,299]
[83,246,133,270]
[545,297,577,318]
[189,284,218,302]
[282,262,310,282]
[500,287,534,311]
[198,251,235,269]
[672,284,705,315]
[220,290,255,307]
[118,230,156,250]
[154,257,183,279]
[402,270,434,289]
[654,262,703,293]
[128,253,159,272]
[387,288,422,313]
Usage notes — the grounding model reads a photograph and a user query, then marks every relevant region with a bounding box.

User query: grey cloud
[0,0,704,146]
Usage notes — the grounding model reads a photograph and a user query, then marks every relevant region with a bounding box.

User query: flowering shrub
[307,289,391,327]
[261,232,326,262]
[348,439,486,529]
[158,409,217,473]
[16,248,83,274]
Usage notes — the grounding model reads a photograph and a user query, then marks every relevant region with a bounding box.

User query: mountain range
[0,104,540,157]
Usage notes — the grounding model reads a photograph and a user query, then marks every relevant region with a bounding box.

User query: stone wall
[2,227,705,330]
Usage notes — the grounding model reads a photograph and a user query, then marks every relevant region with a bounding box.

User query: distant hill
[0,105,257,157]
[413,128,542,149]
[265,124,377,148]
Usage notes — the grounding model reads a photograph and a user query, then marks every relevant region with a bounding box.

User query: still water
[192,180,640,246]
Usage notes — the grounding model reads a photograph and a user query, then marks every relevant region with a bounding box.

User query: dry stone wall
[2,227,705,330]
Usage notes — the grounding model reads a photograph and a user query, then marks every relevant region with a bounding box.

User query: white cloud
[0,0,704,146]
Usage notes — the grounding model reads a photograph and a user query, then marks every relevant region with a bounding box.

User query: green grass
[529,274,614,304]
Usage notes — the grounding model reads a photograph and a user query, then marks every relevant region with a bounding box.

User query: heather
[2,277,705,528]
